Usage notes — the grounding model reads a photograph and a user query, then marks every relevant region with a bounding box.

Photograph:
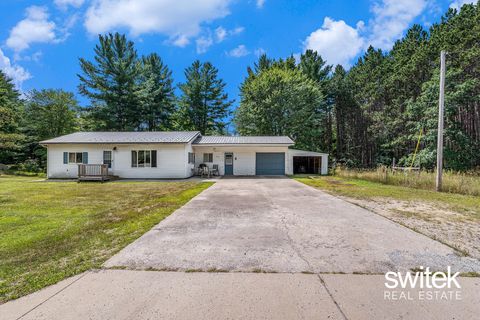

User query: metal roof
[192,136,294,145]
[40,131,200,144]
[289,149,329,156]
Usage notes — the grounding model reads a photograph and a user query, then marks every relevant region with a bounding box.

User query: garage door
[255,153,285,175]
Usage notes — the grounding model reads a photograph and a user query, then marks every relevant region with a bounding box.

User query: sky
[0,0,475,110]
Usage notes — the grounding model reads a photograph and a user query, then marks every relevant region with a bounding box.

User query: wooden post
[436,51,446,192]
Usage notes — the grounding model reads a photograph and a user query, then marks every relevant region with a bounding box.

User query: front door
[224,153,233,175]
[103,150,113,173]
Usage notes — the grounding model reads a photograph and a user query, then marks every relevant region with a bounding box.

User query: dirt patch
[338,196,480,259]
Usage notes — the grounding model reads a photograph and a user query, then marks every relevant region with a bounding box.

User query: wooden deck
[78,164,110,182]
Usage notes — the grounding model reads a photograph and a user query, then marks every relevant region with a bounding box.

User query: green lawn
[0,175,213,303]
[294,175,480,216]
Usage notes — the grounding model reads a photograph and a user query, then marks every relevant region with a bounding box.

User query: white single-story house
[40,131,328,179]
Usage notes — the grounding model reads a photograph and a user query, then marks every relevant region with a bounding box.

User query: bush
[9,159,43,173]
[3,160,46,177]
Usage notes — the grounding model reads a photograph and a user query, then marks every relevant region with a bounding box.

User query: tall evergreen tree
[137,53,175,131]
[298,50,332,86]
[176,60,232,134]
[347,46,390,166]
[0,71,24,164]
[331,65,363,166]
[298,50,334,154]
[78,32,140,131]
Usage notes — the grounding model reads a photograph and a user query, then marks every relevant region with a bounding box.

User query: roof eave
[193,143,294,147]
[39,141,192,145]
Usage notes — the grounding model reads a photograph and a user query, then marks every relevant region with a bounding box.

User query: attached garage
[256,152,285,175]
[288,149,329,175]
[293,156,322,174]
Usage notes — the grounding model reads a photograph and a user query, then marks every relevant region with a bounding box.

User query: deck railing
[78,164,109,182]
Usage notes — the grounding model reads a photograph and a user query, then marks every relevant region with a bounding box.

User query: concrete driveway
[4,177,480,320]
[106,177,480,273]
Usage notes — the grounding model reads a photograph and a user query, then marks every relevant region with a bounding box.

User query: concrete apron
[1,270,479,320]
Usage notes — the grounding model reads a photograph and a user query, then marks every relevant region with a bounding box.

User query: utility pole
[436,50,446,192]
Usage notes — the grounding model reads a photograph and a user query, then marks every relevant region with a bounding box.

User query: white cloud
[0,49,31,89]
[227,44,249,57]
[84,0,232,46]
[256,0,266,8]
[368,0,427,50]
[196,25,244,53]
[21,51,43,62]
[231,26,244,35]
[450,0,475,10]
[303,17,364,67]
[196,35,213,53]
[172,35,190,47]
[6,6,59,53]
[215,26,227,42]
[215,26,244,42]
[302,0,428,67]
[54,0,85,9]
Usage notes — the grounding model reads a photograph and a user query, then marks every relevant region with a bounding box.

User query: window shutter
[63,152,68,164]
[82,152,88,164]
[151,150,157,168]
[131,151,137,167]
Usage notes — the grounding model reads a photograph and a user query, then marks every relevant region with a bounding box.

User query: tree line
[237,3,480,171]
[1,3,479,171]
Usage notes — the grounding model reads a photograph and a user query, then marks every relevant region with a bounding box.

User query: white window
[188,152,195,164]
[68,152,83,164]
[131,150,157,168]
[203,153,213,163]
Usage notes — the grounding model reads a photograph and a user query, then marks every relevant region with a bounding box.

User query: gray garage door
[255,153,285,175]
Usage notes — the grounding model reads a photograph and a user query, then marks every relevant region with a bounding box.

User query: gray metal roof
[192,136,294,145]
[40,131,200,144]
[289,149,328,156]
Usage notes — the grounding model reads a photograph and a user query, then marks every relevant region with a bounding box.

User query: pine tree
[298,50,333,154]
[331,65,362,166]
[78,33,140,131]
[176,60,232,134]
[137,53,175,131]
[0,71,24,163]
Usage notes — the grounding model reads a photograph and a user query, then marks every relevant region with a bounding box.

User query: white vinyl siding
[46,143,189,179]
[45,142,319,179]
[193,146,290,176]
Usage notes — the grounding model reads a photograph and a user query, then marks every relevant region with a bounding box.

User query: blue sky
[0,0,473,110]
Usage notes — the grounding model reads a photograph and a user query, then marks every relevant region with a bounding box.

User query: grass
[333,167,480,196]
[294,175,480,217]
[0,175,213,303]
